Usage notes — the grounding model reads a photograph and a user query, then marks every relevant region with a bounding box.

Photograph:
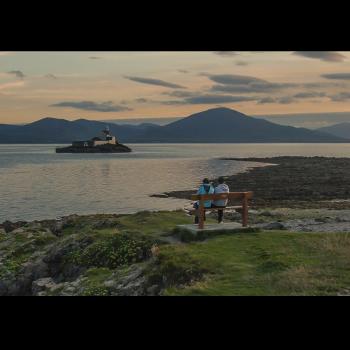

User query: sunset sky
[2,51,350,125]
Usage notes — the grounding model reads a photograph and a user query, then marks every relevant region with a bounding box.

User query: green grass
[115,210,193,237]
[161,231,350,296]
[4,210,350,296]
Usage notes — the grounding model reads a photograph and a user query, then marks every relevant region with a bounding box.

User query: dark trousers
[194,203,225,224]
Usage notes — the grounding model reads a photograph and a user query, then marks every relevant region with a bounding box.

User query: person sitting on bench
[213,177,230,223]
[194,178,214,224]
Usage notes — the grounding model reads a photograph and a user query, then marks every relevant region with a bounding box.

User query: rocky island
[56,126,132,153]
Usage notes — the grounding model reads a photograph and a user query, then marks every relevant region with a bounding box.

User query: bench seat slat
[191,191,253,201]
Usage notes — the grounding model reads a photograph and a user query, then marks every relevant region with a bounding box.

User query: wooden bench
[190,192,253,229]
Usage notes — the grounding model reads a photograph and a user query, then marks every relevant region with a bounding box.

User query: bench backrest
[191,191,253,201]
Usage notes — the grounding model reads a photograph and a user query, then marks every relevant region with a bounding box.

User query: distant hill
[132,108,349,143]
[0,118,161,144]
[0,108,348,144]
[317,122,350,139]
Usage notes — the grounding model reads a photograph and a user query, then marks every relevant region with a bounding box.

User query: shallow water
[1,143,350,222]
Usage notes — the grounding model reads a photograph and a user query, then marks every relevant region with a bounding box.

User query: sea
[1,143,350,222]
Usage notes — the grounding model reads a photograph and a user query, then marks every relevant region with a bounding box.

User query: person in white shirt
[213,177,230,223]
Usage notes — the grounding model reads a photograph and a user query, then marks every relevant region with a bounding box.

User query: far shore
[165,156,350,210]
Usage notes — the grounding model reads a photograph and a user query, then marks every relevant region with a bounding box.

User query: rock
[248,209,259,215]
[146,285,161,296]
[92,218,118,229]
[50,220,64,236]
[32,277,57,295]
[25,222,43,231]
[104,265,148,296]
[264,222,286,230]
[260,211,274,217]
[2,220,27,233]
[12,228,26,234]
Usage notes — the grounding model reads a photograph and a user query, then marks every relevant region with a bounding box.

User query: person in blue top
[193,178,214,224]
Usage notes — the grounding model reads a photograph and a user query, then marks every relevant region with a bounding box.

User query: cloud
[293,92,326,99]
[257,97,276,104]
[0,80,25,91]
[178,69,189,74]
[7,70,25,79]
[45,74,58,79]
[209,74,265,85]
[278,96,296,104]
[135,98,149,103]
[163,94,256,105]
[329,92,350,102]
[235,61,249,66]
[213,51,239,57]
[257,96,299,105]
[125,76,186,89]
[162,90,197,98]
[208,74,296,94]
[89,56,102,59]
[50,101,132,112]
[293,51,346,62]
[321,73,350,80]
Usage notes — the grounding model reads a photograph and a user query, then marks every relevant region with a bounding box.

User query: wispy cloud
[293,51,347,62]
[45,74,58,79]
[0,80,25,91]
[321,73,350,80]
[7,70,25,79]
[89,56,102,59]
[213,51,239,57]
[257,97,276,104]
[293,92,326,99]
[329,92,350,102]
[208,74,295,93]
[163,94,256,105]
[50,101,132,112]
[125,76,186,89]
[235,61,249,66]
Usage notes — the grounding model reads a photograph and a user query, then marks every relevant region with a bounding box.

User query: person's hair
[218,177,225,184]
[203,178,210,184]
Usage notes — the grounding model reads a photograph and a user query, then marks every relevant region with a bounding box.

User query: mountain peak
[26,117,70,126]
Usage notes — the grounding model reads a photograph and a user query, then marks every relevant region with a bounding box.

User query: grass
[3,210,350,296]
[161,231,350,296]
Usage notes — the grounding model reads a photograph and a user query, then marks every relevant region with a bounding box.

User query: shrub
[71,233,154,269]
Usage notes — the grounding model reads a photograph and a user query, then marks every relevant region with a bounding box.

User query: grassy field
[114,210,350,296]
[2,210,350,296]
[161,230,350,296]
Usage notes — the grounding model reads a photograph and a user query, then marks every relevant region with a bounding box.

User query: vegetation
[163,231,350,296]
[2,210,350,296]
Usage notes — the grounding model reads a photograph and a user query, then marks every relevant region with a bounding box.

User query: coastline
[2,155,350,296]
[165,156,350,210]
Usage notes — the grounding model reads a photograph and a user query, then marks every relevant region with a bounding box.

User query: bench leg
[198,202,205,229]
[242,197,248,227]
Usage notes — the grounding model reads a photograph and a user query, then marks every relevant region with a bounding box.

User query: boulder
[2,220,27,233]
[264,222,286,230]
[32,277,57,295]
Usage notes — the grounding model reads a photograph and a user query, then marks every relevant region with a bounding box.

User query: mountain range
[0,107,348,144]
[317,123,350,139]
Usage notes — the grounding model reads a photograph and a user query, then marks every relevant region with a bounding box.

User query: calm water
[1,143,350,222]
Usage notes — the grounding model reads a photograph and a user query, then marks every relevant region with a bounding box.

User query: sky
[2,51,350,126]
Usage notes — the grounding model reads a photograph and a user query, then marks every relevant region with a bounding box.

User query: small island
[55,126,132,153]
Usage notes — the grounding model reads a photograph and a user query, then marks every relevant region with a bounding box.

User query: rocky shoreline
[2,156,350,296]
[165,156,350,210]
